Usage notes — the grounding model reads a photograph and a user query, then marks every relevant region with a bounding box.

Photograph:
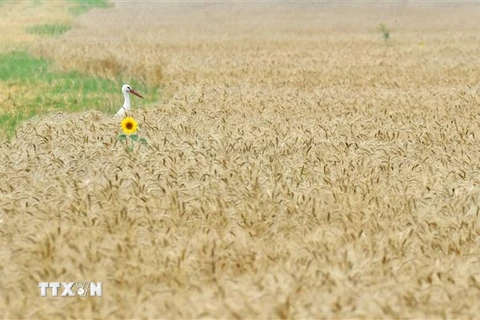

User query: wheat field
[2,2,480,319]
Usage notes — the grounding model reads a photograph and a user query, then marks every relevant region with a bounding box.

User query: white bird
[115,84,144,118]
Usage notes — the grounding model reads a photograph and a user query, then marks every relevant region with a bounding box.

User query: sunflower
[121,116,138,135]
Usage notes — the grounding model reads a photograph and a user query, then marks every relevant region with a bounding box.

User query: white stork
[115,84,144,118]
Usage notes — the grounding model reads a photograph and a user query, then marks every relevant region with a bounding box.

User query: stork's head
[122,84,144,99]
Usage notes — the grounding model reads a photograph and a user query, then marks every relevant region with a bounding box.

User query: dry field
[2,2,480,319]
[0,1,72,49]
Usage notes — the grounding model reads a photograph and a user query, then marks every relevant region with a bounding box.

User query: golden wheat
[2,2,480,319]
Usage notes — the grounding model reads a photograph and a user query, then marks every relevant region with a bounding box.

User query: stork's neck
[123,91,131,109]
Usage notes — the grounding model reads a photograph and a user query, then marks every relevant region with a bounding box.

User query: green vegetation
[0,51,49,82]
[68,0,110,16]
[379,23,390,41]
[26,24,72,36]
[0,51,156,137]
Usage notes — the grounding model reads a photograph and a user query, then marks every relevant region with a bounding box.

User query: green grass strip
[26,24,72,36]
[0,51,50,82]
[69,0,110,16]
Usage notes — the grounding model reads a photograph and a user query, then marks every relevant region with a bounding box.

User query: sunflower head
[121,117,138,135]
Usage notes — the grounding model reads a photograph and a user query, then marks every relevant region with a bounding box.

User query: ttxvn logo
[39,282,102,297]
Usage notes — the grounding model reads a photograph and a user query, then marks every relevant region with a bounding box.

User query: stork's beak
[130,89,144,99]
